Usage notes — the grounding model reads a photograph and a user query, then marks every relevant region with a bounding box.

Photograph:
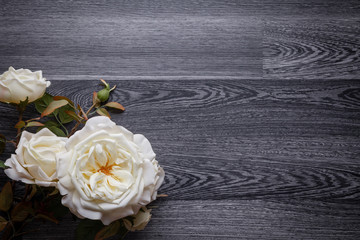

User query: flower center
[98,165,113,175]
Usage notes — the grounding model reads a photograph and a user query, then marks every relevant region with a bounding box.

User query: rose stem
[68,102,96,137]
[54,113,69,136]
[15,107,24,147]
[68,121,81,137]
[85,102,96,116]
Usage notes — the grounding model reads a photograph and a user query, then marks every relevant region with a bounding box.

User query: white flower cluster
[1,67,164,227]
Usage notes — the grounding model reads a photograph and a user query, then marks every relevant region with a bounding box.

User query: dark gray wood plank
[16,199,360,239]
[264,18,360,79]
[1,0,360,79]
[1,80,360,200]
[1,0,359,18]
[0,0,263,79]
[1,80,360,238]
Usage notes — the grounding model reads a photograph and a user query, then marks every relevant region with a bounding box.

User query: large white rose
[57,116,165,225]
[0,66,50,104]
[4,128,67,187]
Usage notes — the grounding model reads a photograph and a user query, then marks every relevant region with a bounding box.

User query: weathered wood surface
[1,0,360,80]
[1,0,360,239]
[264,18,360,79]
[1,80,360,239]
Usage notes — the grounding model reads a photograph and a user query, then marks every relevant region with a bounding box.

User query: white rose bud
[57,116,165,225]
[4,128,67,187]
[123,206,152,231]
[0,67,51,104]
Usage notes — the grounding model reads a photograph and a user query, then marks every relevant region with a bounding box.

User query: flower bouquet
[0,67,165,239]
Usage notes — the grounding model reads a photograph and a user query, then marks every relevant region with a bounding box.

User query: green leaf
[41,100,69,118]
[0,160,6,169]
[11,202,34,222]
[17,97,29,112]
[14,121,25,129]
[47,126,66,137]
[75,219,104,240]
[96,108,110,118]
[45,121,60,128]
[26,121,45,127]
[104,102,125,111]
[34,93,54,114]
[0,134,5,155]
[65,110,81,122]
[95,221,121,240]
[0,182,13,212]
[58,104,75,124]
[36,121,59,133]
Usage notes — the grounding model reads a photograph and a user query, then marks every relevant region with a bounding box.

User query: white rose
[4,128,67,187]
[123,206,152,231]
[57,116,165,225]
[0,66,50,104]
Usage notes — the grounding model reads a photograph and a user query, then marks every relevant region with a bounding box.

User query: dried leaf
[36,213,59,224]
[27,185,37,201]
[0,216,8,232]
[157,194,168,197]
[0,216,7,232]
[95,221,121,240]
[78,105,88,120]
[104,102,125,111]
[11,202,34,222]
[41,100,68,118]
[15,121,25,129]
[53,96,74,105]
[26,121,45,127]
[93,92,100,106]
[0,182,13,212]
[96,108,110,118]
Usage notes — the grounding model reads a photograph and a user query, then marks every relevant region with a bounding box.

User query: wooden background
[1,0,360,239]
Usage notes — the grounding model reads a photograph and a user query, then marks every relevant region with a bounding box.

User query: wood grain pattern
[1,80,360,239]
[10,200,360,240]
[264,18,360,79]
[2,0,359,79]
[0,0,263,79]
[1,0,360,239]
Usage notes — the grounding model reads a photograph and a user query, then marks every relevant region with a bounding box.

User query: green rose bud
[97,88,110,102]
[96,79,116,102]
